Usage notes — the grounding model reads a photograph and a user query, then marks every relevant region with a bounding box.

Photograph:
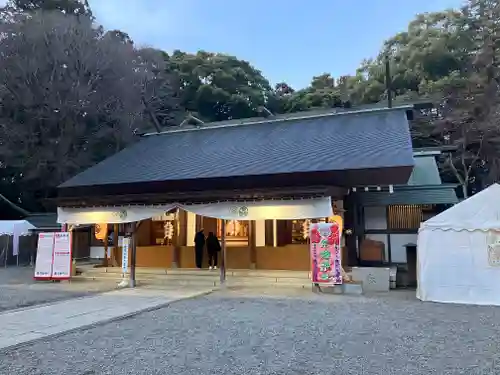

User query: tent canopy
[417,183,500,305]
[0,220,36,236]
[420,184,500,231]
[57,197,333,225]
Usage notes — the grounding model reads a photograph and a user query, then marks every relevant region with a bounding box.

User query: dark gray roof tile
[60,108,414,188]
[359,186,458,206]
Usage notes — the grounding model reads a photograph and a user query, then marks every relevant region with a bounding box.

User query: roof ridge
[142,105,413,137]
[0,193,30,215]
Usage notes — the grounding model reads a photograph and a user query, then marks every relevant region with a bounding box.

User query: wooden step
[78,267,310,278]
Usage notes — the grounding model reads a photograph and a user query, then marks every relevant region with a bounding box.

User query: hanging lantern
[94,223,108,241]
[302,219,310,239]
[164,221,174,240]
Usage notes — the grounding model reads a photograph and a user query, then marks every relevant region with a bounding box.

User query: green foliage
[6,0,92,17]
[167,50,273,122]
[2,0,500,210]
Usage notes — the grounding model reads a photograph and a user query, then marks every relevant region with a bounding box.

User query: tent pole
[129,222,137,288]
[220,219,226,285]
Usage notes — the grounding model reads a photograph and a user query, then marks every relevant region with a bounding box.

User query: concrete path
[0,287,212,351]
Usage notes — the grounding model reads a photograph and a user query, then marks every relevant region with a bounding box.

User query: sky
[9,0,466,89]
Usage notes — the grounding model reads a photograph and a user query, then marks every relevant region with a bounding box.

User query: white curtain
[57,204,177,225]
[57,197,333,224]
[180,197,332,220]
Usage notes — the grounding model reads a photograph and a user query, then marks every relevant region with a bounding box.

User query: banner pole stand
[118,233,130,288]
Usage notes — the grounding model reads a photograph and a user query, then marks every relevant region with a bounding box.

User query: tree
[0,11,166,210]
[167,50,274,122]
[435,0,500,197]
[310,73,335,90]
[138,48,183,131]
[273,74,355,114]
[4,0,92,17]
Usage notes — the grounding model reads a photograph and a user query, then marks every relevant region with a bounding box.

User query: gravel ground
[2,289,500,375]
[0,267,116,312]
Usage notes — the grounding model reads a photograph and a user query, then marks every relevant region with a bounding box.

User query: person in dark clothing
[206,232,221,270]
[194,229,205,269]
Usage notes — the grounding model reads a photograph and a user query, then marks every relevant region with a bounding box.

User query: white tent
[0,220,36,261]
[0,220,35,236]
[417,183,500,305]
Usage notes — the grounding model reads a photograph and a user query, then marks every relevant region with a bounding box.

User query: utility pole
[385,55,392,108]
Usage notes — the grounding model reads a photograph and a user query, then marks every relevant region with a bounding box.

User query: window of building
[388,205,423,230]
[151,212,176,245]
[217,220,249,246]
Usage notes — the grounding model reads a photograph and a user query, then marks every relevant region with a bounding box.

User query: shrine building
[56,105,457,272]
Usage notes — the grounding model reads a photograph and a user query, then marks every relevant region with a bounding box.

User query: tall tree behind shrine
[1,0,500,210]
[0,0,180,211]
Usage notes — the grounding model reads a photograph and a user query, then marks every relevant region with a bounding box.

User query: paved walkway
[0,287,212,351]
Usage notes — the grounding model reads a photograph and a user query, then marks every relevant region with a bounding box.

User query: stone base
[351,267,390,292]
[312,282,363,295]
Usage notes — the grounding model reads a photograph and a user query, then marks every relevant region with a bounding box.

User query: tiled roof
[59,106,414,189]
[357,151,458,206]
[407,154,443,186]
[25,213,61,230]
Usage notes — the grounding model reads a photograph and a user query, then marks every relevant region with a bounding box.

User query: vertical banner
[12,222,21,257]
[310,217,343,285]
[122,237,130,273]
[52,232,72,280]
[34,233,55,280]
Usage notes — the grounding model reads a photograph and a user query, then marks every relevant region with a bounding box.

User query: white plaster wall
[89,236,123,259]
[186,212,196,246]
[389,234,418,263]
[255,220,265,247]
[333,200,344,217]
[90,246,110,259]
[272,220,277,247]
[364,207,387,230]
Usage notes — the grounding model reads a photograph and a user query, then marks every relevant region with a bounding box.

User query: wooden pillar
[129,222,137,288]
[195,214,203,232]
[265,220,274,246]
[220,219,226,284]
[111,224,119,267]
[344,193,360,266]
[249,220,256,269]
[272,220,278,247]
[172,209,180,268]
[102,224,109,267]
